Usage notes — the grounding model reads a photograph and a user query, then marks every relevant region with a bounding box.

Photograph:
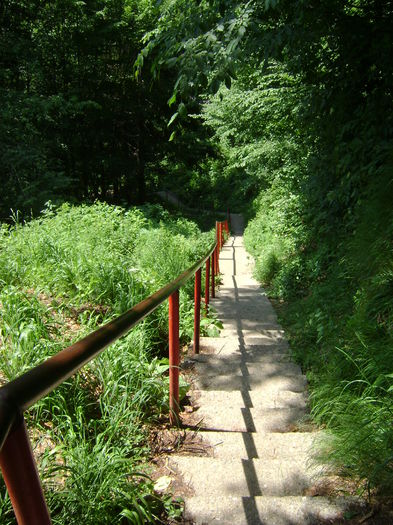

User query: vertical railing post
[193,268,201,354]
[169,290,180,425]
[204,257,210,312]
[0,417,52,525]
[211,249,215,299]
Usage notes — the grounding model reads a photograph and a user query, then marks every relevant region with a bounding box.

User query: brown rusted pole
[193,268,201,354]
[169,291,180,425]
[211,249,215,299]
[204,257,210,311]
[0,417,51,525]
[214,222,220,275]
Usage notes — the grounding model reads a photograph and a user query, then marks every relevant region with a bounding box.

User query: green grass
[0,201,215,523]
[244,173,393,497]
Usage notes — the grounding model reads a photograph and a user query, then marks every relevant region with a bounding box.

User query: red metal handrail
[0,219,229,524]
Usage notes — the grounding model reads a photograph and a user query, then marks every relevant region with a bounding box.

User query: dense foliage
[0,0,210,216]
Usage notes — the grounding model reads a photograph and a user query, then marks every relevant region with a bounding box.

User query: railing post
[193,268,201,354]
[0,416,52,525]
[204,257,210,312]
[169,290,180,425]
[211,249,215,299]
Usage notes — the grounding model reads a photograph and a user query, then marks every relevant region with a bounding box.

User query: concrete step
[182,495,362,525]
[169,456,325,498]
[192,405,309,433]
[192,359,302,377]
[220,322,282,333]
[210,312,276,324]
[191,348,293,364]
[198,337,290,356]
[196,430,317,460]
[220,328,287,343]
[193,373,307,393]
[216,315,277,327]
[169,229,361,525]
[190,389,308,411]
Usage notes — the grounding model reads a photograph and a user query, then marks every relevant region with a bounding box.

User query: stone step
[211,312,276,323]
[216,313,276,324]
[220,322,282,333]
[182,495,362,525]
[191,348,293,364]
[194,373,307,393]
[220,328,287,343]
[192,405,308,433]
[192,359,302,377]
[196,430,317,460]
[211,294,263,303]
[169,456,325,498]
[198,337,290,356]
[190,389,308,412]
[169,229,360,525]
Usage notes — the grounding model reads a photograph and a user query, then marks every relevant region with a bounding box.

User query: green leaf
[178,102,187,118]
[167,112,178,127]
[168,92,177,107]
[210,77,221,94]
[166,57,177,68]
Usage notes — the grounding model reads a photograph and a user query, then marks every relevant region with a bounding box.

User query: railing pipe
[168,291,180,425]
[0,242,216,452]
[0,417,51,525]
[204,257,210,311]
[217,229,220,274]
[193,268,201,354]
[211,249,215,299]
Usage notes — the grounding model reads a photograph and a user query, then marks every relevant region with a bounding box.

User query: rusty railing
[0,219,229,525]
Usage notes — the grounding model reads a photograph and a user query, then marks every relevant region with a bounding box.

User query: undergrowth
[0,201,215,524]
[245,170,393,496]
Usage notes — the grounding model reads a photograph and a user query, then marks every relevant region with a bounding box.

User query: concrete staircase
[169,215,358,524]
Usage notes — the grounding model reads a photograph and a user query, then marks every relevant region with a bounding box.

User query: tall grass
[244,173,393,496]
[0,202,214,523]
